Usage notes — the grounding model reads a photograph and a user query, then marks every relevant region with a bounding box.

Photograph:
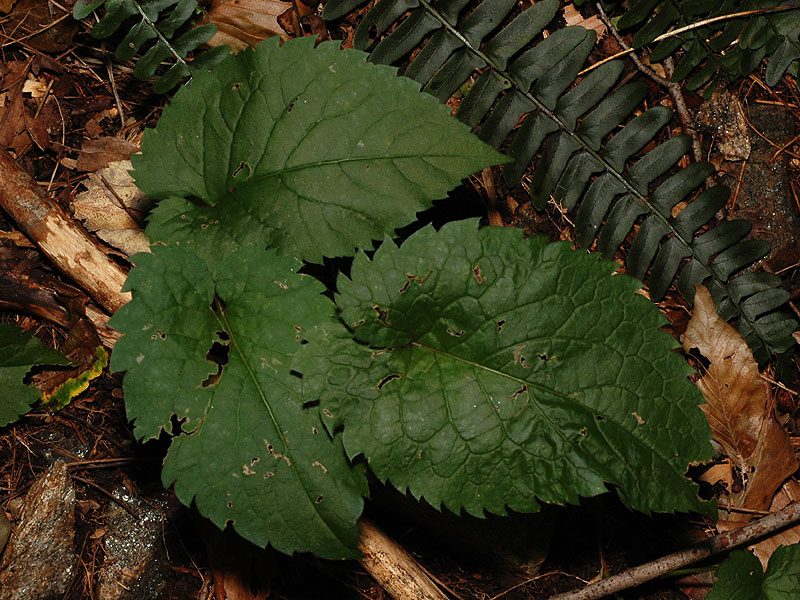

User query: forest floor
[1,1,799,599]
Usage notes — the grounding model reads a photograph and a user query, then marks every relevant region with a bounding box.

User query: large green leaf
[295,219,713,517]
[0,324,72,427]
[707,545,800,600]
[109,245,366,558]
[134,36,506,265]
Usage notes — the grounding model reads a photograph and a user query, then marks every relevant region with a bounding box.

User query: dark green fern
[73,0,230,92]
[322,0,797,366]
[614,0,800,94]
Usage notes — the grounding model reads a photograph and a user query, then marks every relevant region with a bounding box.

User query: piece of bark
[358,518,449,600]
[0,149,130,314]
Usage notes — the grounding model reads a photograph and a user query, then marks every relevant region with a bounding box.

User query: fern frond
[321,0,797,365]
[615,0,800,94]
[73,0,230,92]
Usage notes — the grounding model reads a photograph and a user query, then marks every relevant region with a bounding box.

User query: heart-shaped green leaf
[109,245,365,558]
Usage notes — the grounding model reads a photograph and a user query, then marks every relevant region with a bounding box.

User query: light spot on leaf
[136,354,145,364]
[274,280,288,290]
[243,464,255,476]
[632,412,645,425]
[312,461,328,473]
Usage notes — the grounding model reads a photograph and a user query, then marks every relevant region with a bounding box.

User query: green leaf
[708,545,800,600]
[134,36,506,265]
[295,219,714,517]
[109,245,366,558]
[0,324,72,427]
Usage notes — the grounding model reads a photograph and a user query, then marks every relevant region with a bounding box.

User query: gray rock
[0,461,77,600]
[95,486,168,600]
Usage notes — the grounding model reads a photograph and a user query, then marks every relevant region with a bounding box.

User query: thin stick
[595,3,702,162]
[548,500,800,600]
[581,4,800,77]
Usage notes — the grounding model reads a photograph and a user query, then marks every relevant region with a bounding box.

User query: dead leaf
[76,137,139,172]
[72,160,153,257]
[202,0,292,51]
[683,285,797,519]
[748,480,800,568]
[694,89,751,161]
[4,0,78,53]
[562,3,606,38]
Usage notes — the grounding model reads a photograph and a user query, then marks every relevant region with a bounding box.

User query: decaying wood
[0,149,130,315]
[358,518,449,600]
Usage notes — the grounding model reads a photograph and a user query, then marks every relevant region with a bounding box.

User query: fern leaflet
[322,0,797,366]
[73,0,230,92]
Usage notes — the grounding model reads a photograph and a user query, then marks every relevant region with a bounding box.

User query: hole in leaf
[496,319,505,334]
[595,415,607,422]
[472,265,485,284]
[322,408,333,419]
[294,325,302,342]
[372,304,390,326]
[311,427,318,435]
[264,471,275,479]
[202,332,230,388]
[447,328,465,337]
[398,280,411,294]
[377,373,401,389]
[232,160,251,180]
[232,82,241,91]
[315,495,325,504]
[286,96,299,112]
[210,298,227,313]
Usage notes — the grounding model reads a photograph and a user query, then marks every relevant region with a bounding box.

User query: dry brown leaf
[748,480,800,567]
[562,3,606,38]
[72,160,153,257]
[201,0,292,52]
[76,136,139,172]
[683,286,797,519]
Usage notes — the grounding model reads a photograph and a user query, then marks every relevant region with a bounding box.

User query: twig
[357,517,450,600]
[595,3,702,163]
[548,500,800,600]
[581,4,800,77]
[71,475,139,518]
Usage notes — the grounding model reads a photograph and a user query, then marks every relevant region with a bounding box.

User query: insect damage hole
[376,373,401,389]
[202,331,230,387]
[372,304,390,326]
[232,160,251,180]
[472,265,485,284]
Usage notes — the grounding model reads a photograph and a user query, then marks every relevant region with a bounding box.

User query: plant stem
[594,2,702,163]
[548,500,800,600]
